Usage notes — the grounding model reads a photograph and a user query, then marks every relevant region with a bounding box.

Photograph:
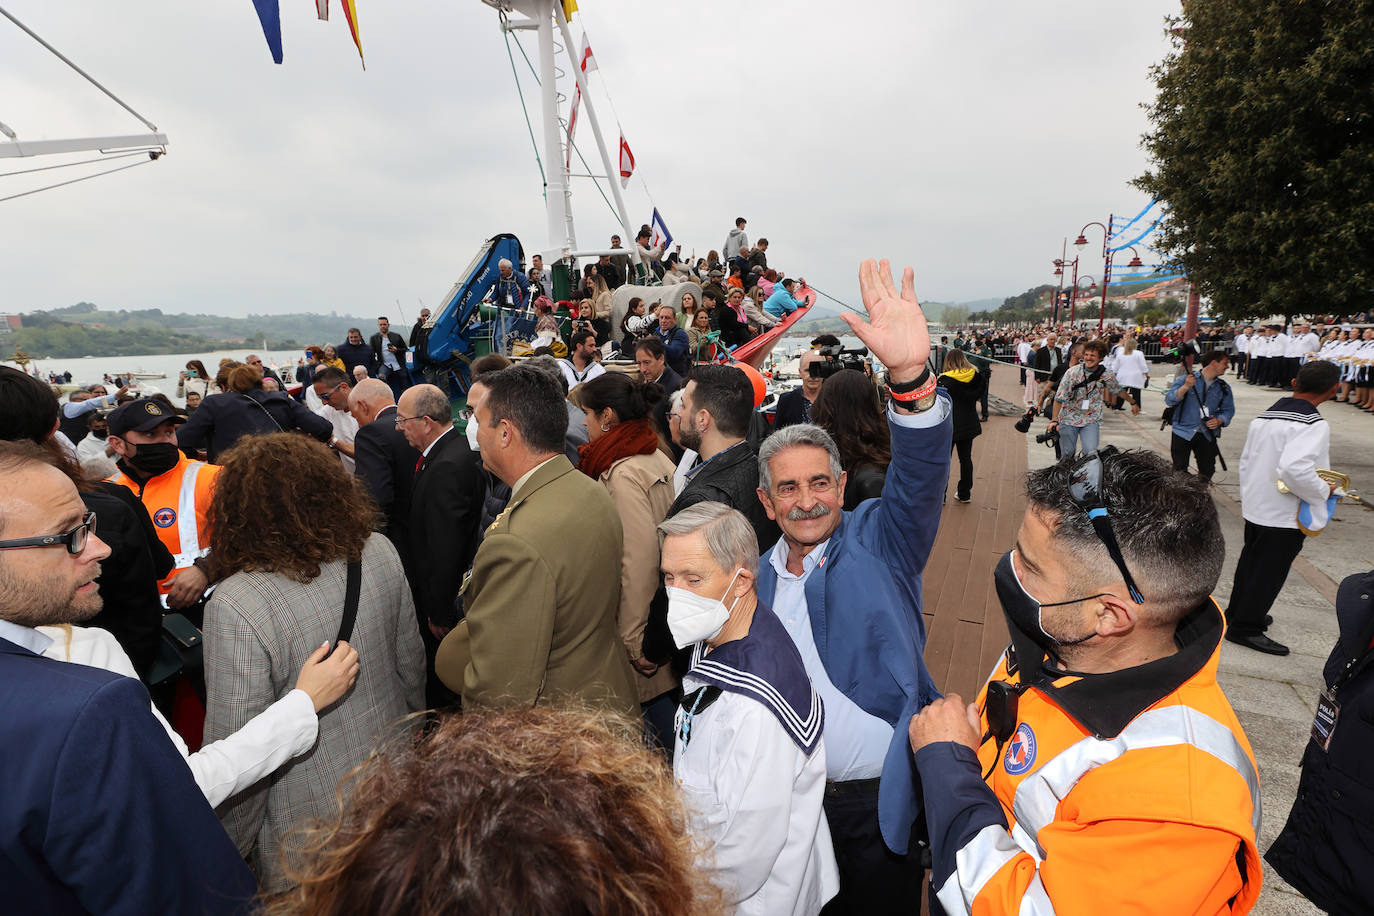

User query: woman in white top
[175,359,218,402]
[1113,336,1151,409]
[40,623,357,808]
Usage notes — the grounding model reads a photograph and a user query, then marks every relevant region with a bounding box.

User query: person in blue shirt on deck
[1164,349,1235,481]
[762,277,807,320]
[653,303,691,378]
[753,259,951,915]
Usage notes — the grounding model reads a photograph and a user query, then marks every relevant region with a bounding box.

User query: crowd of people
[4,246,1374,916]
[520,217,811,367]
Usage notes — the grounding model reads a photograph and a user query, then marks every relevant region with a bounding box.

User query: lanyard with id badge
[1312,612,1374,752]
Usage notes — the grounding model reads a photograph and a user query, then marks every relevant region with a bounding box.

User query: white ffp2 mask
[465,415,480,452]
[666,569,742,648]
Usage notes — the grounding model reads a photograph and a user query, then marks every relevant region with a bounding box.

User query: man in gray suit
[435,365,638,719]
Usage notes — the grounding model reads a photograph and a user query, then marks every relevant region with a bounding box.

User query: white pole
[532,0,575,258]
[553,5,641,276]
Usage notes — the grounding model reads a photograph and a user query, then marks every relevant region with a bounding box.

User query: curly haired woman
[265,706,723,916]
[203,433,426,893]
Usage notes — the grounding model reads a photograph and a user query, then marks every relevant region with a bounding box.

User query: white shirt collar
[422,424,454,459]
[768,536,832,582]
[0,618,54,655]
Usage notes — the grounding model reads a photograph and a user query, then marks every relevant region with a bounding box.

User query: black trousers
[978,371,990,419]
[1247,355,1264,384]
[1283,356,1301,388]
[820,780,926,916]
[950,439,974,500]
[1226,520,1306,637]
[1170,431,1218,480]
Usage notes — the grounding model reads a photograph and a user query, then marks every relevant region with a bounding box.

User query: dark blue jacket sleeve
[858,395,953,576]
[48,676,257,915]
[914,742,1010,902]
[284,397,334,441]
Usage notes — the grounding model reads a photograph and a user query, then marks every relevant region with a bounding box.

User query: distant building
[0,314,21,337]
[1123,277,1190,304]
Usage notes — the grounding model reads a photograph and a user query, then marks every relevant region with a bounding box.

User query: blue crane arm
[422,232,526,365]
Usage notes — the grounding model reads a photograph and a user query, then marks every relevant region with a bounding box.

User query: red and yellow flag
[340,0,364,68]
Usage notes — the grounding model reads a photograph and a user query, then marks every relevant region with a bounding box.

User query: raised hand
[840,259,931,384]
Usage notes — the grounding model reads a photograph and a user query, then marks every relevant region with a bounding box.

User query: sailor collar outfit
[1239,397,1333,531]
[673,603,838,915]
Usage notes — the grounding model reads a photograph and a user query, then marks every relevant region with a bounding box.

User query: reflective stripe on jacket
[110,455,219,596]
[916,600,1262,915]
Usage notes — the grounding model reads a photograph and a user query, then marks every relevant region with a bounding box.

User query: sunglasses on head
[1066,447,1145,604]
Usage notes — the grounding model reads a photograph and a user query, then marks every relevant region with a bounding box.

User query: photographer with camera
[775,350,824,430]
[1164,350,1234,481]
[1047,339,1138,458]
[777,345,869,431]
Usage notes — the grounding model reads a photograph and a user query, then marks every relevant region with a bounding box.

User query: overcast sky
[2,0,1180,318]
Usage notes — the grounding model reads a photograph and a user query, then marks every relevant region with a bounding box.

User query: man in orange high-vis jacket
[106,400,220,609]
[910,447,1261,916]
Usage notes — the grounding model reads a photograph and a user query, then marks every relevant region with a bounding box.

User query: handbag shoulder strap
[335,560,362,647]
[240,392,286,432]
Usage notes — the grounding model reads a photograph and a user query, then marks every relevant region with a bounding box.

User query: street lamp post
[1070,275,1097,327]
[1051,237,1069,325]
[1075,216,1145,333]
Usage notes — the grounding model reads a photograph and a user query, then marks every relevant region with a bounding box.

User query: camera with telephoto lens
[1034,427,1060,447]
[1013,406,1037,433]
[808,345,869,380]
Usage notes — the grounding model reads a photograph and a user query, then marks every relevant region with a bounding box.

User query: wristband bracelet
[887,366,931,395]
[889,375,938,403]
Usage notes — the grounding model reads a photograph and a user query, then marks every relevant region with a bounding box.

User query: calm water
[6,350,307,406]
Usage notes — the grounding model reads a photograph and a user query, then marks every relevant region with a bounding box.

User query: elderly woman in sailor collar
[659,502,838,916]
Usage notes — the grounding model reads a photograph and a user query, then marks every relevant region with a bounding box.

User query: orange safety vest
[109,455,219,600]
[938,600,1261,916]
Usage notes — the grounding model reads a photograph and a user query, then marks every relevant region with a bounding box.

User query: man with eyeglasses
[908,448,1260,915]
[243,354,283,389]
[310,366,359,473]
[396,384,484,702]
[0,440,257,913]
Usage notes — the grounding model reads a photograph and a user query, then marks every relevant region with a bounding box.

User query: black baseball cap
[108,399,186,437]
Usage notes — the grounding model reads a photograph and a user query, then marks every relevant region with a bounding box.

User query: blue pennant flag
[251,0,284,64]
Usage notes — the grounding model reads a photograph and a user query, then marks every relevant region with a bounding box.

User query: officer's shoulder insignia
[486,506,511,535]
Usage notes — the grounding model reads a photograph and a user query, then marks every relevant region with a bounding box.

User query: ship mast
[486,0,640,270]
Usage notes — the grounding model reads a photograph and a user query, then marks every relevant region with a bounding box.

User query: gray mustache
[787,503,832,521]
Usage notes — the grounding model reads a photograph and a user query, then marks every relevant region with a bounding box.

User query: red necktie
[414,456,425,477]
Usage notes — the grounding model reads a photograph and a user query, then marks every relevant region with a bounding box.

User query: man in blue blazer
[754,259,951,915]
[0,441,256,915]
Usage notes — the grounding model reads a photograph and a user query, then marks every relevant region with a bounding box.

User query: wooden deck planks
[922,368,1029,698]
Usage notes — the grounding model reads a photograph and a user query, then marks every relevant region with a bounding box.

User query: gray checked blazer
[203,533,426,893]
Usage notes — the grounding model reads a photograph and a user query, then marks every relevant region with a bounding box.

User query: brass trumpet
[1276,470,1365,507]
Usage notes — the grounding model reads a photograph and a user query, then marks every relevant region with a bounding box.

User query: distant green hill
[12,304,378,358]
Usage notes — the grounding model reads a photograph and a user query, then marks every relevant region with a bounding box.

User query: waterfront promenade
[920,361,1374,914]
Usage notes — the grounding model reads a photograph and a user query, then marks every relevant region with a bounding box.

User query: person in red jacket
[910,447,1261,915]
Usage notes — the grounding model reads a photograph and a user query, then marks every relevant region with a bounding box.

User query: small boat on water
[124,368,167,380]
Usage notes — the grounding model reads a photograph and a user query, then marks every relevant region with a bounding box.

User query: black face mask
[122,441,181,478]
[92,429,108,440]
[994,551,1102,664]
